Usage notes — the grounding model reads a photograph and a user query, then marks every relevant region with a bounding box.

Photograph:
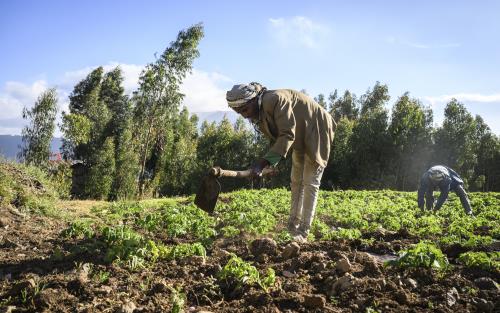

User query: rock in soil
[394,290,410,304]
[329,273,356,296]
[119,301,137,313]
[0,306,16,313]
[0,217,10,227]
[9,278,36,296]
[404,277,418,289]
[282,242,300,259]
[249,237,278,257]
[473,298,494,313]
[474,277,499,290]
[446,287,459,307]
[303,294,326,309]
[335,255,352,274]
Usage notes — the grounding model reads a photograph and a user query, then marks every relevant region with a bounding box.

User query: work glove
[250,158,270,178]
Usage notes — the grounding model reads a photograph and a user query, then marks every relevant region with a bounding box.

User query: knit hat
[226,83,265,108]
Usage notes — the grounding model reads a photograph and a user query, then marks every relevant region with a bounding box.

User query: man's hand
[250,158,270,177]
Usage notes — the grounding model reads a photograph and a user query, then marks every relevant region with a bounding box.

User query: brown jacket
[257,89,336,167]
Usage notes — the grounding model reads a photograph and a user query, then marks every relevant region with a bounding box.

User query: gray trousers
[425,185,473,214]
[288,150,325,236]
[454,185,473,215]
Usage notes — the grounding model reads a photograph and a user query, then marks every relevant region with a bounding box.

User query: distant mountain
[0,135,62,161]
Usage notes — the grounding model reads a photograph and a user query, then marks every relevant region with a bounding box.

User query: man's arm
[267,95,296,159]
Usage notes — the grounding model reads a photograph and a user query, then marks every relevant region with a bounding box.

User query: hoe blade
[194,174,221,214]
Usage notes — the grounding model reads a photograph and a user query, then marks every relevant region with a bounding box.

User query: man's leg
[288,150,305,232]
[455,185,473,215]
[297,154,324,237]
[425,188,434,211]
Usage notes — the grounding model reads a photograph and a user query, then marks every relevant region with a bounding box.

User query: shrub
[218,254,276,292]
[458,251,500,271]
[387,241,449,271]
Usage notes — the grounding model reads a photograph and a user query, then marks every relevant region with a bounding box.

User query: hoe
[194,166,277,214]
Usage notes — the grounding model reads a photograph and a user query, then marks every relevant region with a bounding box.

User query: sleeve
[268,96,295,158]
[263,150,282,167]
[435,178,451,210]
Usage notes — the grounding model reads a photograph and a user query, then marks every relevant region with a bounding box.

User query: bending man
[226,83,336,241]
[417,165,473,215]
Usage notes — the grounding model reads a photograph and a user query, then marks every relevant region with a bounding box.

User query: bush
[218,253,275,292]
[387,241,449,271]
[458,252,500,271]
[0,161,58,214]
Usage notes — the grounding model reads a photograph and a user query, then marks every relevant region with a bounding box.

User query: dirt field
[0,205,498,313]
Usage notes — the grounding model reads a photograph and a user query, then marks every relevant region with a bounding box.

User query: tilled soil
[0,208,498,313]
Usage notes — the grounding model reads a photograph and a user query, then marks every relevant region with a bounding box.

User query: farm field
[0,188,499,312]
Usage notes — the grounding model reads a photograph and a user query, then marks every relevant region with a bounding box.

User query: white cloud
[0,80,48,121]
[423,93,500,105]
[60,62,144,95]
[269,16,329,49]
[180,69,232,112]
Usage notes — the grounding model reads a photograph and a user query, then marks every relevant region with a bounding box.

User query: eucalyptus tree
[100,68,137,199]
[19,88,58,166]
[470,116,500,191]
[314,93,327,109]
[388,93,433,190]
[329,89,359,121]
[158,107,199,196]
[132,23,204,196]
[324,116,355,189]
[349,82,391,188]
[61,66,127,199]
[434,99,477,185]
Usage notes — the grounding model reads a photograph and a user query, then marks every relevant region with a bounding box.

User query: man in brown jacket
[226,83,336,241]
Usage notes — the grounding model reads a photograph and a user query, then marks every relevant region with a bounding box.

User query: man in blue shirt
[417,165,473,215]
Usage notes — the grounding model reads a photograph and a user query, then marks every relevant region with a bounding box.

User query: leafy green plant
[101,226,148,267]
[386,241,449,271]
[458,251,500,271]
[61,219,95,239]
[169,286,186,313]
[93,270,110,284]
[218,254,275,292]
[275,230,293,244]
[148,241,207,261]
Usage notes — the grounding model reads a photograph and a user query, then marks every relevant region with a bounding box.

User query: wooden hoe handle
[209,166,278,178]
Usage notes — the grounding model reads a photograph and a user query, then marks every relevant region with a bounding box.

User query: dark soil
[0,208,498,312]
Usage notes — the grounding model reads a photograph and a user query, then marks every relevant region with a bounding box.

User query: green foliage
[218,254,276,292]
[46,160,72,199]
[102,226,147,264]
[388,93,433,191]
[60,113,92,148]
[61,219,95,239]
[387,241,449,271]
[169,286,186,313]
[217,189,285,235]
[0,161,58,215]
[19,88,58,166]
[133,23,204,196]
[458,251,500,271]
[148,241,206,261]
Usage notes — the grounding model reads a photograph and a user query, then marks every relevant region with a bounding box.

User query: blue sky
[1,0,499,135]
